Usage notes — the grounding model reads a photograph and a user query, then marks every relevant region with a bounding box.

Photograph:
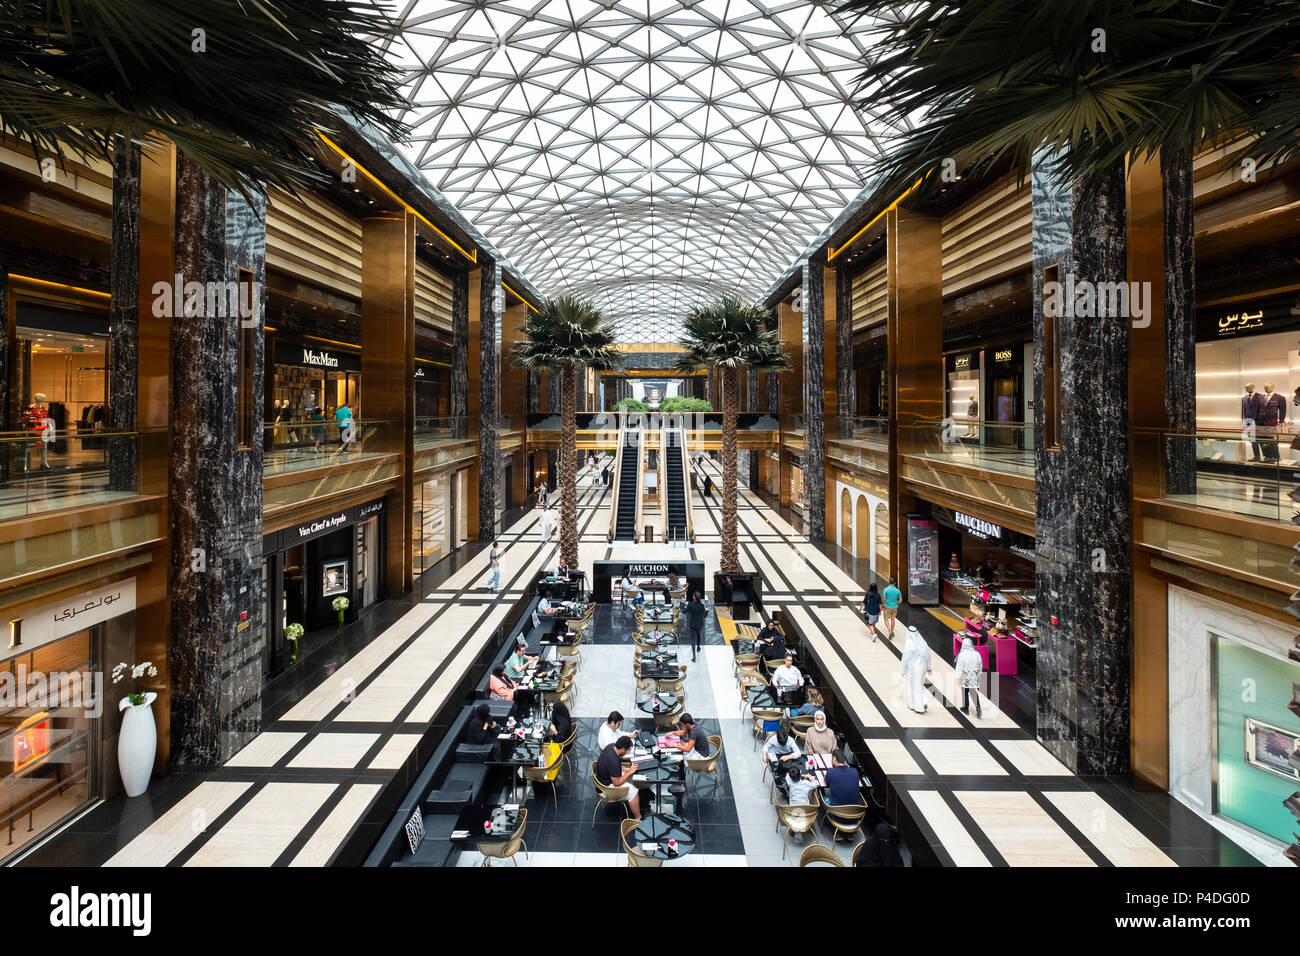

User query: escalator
[610,428,642,542]
[663,428,691,545]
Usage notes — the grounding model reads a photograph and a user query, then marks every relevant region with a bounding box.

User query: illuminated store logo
[953,354,972,370]
[954,511,1001,541]
[302,348,340,368]
[1217,310,1264,336]
[296,512,347,538]
[627,564,670,575]
[994,349,1013,363]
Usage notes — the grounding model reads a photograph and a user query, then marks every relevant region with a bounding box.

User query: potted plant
[111,660,158,798]
[332,596,349,630]
[285,622,304,664]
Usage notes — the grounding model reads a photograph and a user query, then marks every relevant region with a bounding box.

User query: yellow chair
[523,743,565,810]
[798,843,844,867]
[685,734,723,799]
[777,796,821,861]
[477,808,529,866]
[591,760,632,829]
[621,817,662,867]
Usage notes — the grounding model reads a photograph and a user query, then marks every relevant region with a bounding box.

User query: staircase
[612,429,640,542]
[664,429,689,544]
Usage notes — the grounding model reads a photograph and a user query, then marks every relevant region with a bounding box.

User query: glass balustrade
[1156,427,1299,523]
[0,428,143,520]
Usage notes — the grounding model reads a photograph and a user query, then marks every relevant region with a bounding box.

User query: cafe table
[452,805,525,845]
[639,629,676,647]
[803,752,834,788]
[637,692,679,717]
[642,605,675,623]
[487,721,550,802]
[639,658,681,681]
[630,812,697,861]
[628,748,686,815]
[638,647,678,663]
[745,684,778,710]
[639,580,670,606]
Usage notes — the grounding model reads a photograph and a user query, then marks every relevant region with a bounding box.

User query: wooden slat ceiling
[266,187,362,300]
[852,257,887,331]
[941,175,1032,299]
[415,256,453,332]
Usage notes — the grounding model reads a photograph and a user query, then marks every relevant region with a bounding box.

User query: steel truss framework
[379,1,911,342]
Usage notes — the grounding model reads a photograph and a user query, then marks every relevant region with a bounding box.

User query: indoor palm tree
[676,296,788,573]
[512,295,624,567]
[0,0,408,195]
[840,0,1300,493]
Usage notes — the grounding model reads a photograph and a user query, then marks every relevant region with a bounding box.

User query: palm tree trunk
[560,363,579,567]
[721,365,739,572]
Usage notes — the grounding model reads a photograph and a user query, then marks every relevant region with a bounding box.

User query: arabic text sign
[7,579,137,662]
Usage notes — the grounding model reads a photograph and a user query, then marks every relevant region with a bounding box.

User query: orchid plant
[112,661,158,707]
[332,596,349,630]
[285,623,304,664]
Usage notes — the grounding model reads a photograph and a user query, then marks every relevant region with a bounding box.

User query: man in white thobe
[899,626,932,713]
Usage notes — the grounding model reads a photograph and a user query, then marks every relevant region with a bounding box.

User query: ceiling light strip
[826,180,922,263]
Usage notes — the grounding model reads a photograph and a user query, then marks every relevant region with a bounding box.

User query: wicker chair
[558,632,583,667]
[591,760,632,830]
[556,723,580,783]
[734,652,761,679]
[478,808,529,866]
[751,708,783,751]
[798,842,845,867]
[543,675,575,708]
[685,734,723,800]
[822,800,869,845]
[621,818,663,867]
[777,795,822,861]
[652,699,685,729]
[522,745,565,810]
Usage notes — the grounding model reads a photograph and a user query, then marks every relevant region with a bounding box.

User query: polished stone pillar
[835,263,855,417]
[168,155,266,767]
[802,258,827,541]
[777,293,804,509]
[1162,145,1197,495]
[109,140,140,491]
[1032,158,1132,775]
[476,259,501,539]
[451,269,469,436]
[0,266,8,482]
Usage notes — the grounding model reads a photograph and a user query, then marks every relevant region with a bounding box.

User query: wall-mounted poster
[1244,717,1300,782]
[322,559,350,597]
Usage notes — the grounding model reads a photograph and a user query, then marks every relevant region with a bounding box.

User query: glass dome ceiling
[380,1,911,342]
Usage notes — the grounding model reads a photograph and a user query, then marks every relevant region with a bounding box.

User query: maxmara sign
[301,348,339,368]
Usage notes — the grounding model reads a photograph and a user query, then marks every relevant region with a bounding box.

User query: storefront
[261,498,386,676]
[413,469,468,576]
[945,343,1031,447]
[271,339,361,424]
[1167,585,1300,852]
[1,579,137,863]
[10,300,111,473]
[789,453,806,515]
[414,360,451,419]
[1195,294,1300,440]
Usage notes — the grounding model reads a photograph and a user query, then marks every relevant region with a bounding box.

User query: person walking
[536,483,550,508]
[334,402,354,455]
[487,540,501,592]
[899,626,932,714]
[955,636,983,717]
[683,591,707,662]
[860,583,882,640]
[538,502,556,541]
[310,406,326,453]
[882,578,903,640]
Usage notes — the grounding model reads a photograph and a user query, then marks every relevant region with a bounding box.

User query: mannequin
[1260,382,1287,462]
[1242,383,1263,461]
[20,392,52,470]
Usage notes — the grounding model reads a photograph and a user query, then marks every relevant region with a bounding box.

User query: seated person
[761,728,802,780]
[595,736,641,820]
[783,764,818,806]
[856,822,904,868]
[771,652,804,704]
[504,637,538,680]
[597,711,628,752]
[488,664,518,701]
[547,701,573,743]
[824,748,864,806]
[555,558,570,579]
[667,571,681,589]
[620,572,635,593]
[465,702,499,745]
[532,590,561,629]
[663,713,711,760]
[803,710,836,755]
[758,619,786,660]
[788,686,824,718]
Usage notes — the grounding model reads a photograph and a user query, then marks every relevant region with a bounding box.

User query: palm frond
[512,293,626,374]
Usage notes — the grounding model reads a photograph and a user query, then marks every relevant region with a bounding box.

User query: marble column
[477,259,501,540]
[1032,158,1132,775]
[168,155,266,767]
[835,263,855,417]
[0,265,7,483]
[109,140,140,491]
[803,258,826,541]
[451,269,468,437]
[1162,145,1197,495]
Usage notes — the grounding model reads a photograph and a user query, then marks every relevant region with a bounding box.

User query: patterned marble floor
[19,458,1260,866]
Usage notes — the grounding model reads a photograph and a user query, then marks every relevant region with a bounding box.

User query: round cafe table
[640,629,676,647]
[631,813,696,860]
[638,647,678,663]
[638,692,679,716]
[639,581,669,605]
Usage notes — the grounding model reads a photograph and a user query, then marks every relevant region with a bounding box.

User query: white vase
[117,692,157,797]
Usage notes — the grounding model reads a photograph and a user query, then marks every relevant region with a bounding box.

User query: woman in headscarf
[548,700,573,743]
[803,710,836,754]
[466,703,498,745]
[856,822,904,867]
[899,626,932,714]
[955,636,983,718]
